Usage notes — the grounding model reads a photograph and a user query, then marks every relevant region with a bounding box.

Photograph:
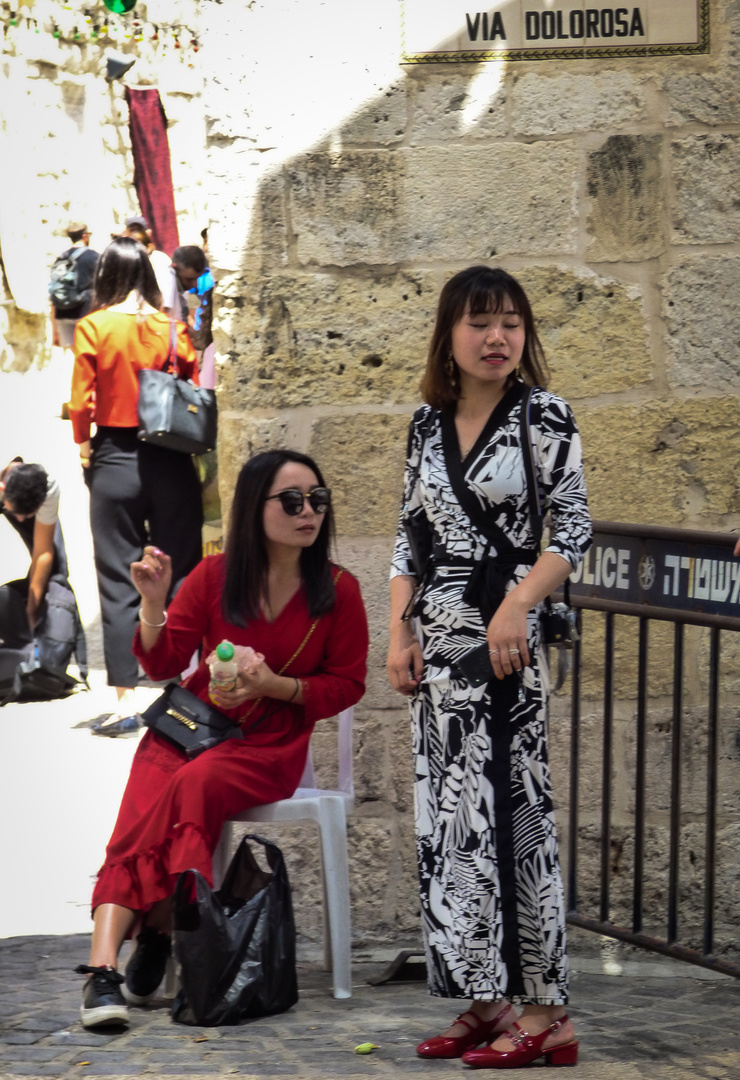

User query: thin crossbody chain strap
[238,568,344,726]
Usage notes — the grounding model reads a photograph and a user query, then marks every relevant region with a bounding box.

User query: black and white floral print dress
[391,383,592,1005]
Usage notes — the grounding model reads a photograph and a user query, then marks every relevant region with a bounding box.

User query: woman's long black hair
[222,450,337,625]
[92,236,162,311]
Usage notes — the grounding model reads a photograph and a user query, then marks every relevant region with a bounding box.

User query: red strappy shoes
[416,1003,516,1059]
[461,1014,578,1068]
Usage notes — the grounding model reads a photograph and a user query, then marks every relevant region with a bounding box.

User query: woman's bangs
[466,284,518,318]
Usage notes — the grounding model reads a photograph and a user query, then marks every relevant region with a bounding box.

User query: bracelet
[287,677,300,703]
[139,607,167,629]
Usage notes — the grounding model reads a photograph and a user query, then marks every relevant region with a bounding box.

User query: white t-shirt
[35,475,60,526]
[149,250,172,298]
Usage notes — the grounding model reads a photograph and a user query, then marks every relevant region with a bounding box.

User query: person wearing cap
[122,215,172,299]
[162,245,207,324]
[50,222,99,351]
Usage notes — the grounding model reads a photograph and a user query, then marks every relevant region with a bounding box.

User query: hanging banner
[401,1,709,63]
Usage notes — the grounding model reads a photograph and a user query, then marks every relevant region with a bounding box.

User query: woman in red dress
[76,450,369,1029]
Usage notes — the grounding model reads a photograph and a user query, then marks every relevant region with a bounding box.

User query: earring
[445,351,455,379]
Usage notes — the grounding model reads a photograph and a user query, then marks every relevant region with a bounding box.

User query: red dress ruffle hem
[91,556,368,918]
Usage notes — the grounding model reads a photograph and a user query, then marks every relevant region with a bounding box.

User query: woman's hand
[130,546,172,611]
[208,658,279,710]
[486,592,530,679]
[387,630,424,696]
[79,440,92,469]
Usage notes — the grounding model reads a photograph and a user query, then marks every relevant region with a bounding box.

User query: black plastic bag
[171,834,298,1026]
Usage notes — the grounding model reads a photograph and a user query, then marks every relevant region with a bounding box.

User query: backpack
[48,247,86,311]
[0,579,88,706]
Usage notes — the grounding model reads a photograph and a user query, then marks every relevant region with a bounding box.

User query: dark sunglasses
[265,487,332,516]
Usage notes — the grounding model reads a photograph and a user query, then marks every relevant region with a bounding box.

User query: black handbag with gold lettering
[140,683,243,759]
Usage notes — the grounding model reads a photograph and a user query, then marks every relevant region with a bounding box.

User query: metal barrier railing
[564,521,740,978]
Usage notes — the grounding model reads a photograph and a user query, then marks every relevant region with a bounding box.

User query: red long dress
[91,555,368,916]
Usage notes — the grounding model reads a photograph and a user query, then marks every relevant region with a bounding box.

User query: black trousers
[88,427,203,687]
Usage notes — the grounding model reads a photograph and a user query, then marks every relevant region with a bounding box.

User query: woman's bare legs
[88,903,137,969]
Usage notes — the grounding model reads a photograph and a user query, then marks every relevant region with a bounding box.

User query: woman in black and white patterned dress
[387,267,591,1070]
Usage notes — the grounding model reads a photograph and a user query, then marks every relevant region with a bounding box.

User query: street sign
[569,522,740,625]
[402,1,709,63]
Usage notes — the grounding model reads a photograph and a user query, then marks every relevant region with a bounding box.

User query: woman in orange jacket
[69,237,203,736]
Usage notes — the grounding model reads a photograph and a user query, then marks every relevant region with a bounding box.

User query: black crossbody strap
[520,388,571,607]
[404,407,435,509]
[159,317,178,375]
[519,387,543,549]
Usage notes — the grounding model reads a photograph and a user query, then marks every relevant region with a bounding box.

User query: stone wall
[0,0,207,371]
[203,0,740,955]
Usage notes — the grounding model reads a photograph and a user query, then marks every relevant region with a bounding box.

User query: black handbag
[140,683,243,759]
[137,319,217,455]
[171,834,298,1025]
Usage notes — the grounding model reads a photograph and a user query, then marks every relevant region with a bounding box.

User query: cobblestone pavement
[1,934,739,1080]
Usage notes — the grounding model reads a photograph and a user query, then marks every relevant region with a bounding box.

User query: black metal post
[600,612,614,924]
[633,617,648,933]
[668,622,684,944]
[567,635,581,914]
[703,627,720,956]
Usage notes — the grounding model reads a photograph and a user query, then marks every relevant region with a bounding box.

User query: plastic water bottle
[209,640,238,695]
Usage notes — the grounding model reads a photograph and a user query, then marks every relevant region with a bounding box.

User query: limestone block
[335,537,403,710]
[394,815,423,933]
[390,709,415,814]
[575,610,680,706]
[215,413,290,526]
[512,71,647,136]
[339,82,408,146]
[347,818,394,929]
[571,821,718,935]
[663,255,740,391]
[665,9,740,126]
[408,70,508,142]
[665,72,740,127]
[214,271,437,410]
[671,135,740,245]
[576,397,740,525]
[288,150,404,266]
[289,144,579,265]
[515,266,649,399]
[352,713,390,802]
[310,413,410,537]
[205,144,288,274]
[205,71,258,140]
[620,703,740,820]
[586,134,665,262]
[407,143,579,260]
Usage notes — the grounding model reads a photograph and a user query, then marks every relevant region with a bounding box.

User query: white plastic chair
[211,706,355,999]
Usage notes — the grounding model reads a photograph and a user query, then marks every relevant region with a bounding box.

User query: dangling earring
[445,351,455,379]
[514,365,522,380]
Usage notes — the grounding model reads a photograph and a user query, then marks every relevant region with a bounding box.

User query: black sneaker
[75,965,129,1029]
[122,926,171,1005]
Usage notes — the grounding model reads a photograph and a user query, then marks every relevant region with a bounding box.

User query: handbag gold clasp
[187,404,198,414]
[166,706,198,730]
